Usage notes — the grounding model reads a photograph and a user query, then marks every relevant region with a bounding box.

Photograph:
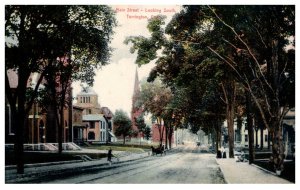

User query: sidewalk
[216,158,293,184]
[5,150,151,183]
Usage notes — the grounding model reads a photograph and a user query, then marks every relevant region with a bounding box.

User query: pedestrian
[107,147,112,164]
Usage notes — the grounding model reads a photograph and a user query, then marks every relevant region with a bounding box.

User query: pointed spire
[133,67,140,97]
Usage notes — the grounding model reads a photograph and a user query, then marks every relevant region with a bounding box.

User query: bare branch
[207,46,244,81]
[220,82,228,104]
[245,80,270,130]
[279,59,288,83]
[254,26,267,48]
[207,5,274,93]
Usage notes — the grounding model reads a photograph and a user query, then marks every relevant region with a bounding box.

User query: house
[82,114,109,143]
[282,108,295,157]
[73,86,115,144]
[223,108,295,155]
[223,118,269,149]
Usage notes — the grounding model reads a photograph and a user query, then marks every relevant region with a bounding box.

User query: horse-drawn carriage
[151,145,166,156]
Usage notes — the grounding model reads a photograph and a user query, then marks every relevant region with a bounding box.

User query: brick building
[73,86,115,144]
[5,70,72,144]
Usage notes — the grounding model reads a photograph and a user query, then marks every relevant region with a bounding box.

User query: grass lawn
[85,144,151,153]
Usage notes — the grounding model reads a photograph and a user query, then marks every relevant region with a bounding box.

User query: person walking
[107,147,112,165]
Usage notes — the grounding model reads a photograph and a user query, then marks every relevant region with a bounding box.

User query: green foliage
[114,109,133,138]
[134,114,152,140]
[126,9,294,156]
[5,5,117,85]
[124,15,167,66]
[138,78,172,118]
[5,5,117,172]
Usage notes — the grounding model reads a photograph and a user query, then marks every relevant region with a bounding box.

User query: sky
[72,5,182,116]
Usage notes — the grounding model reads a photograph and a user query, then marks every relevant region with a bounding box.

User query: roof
[73,105,84,110]
[82,114,106,122]
[78,87,98,96]
[73,123,85,128]
[100,107,114,118]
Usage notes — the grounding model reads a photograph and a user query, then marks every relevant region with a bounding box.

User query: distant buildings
[5,68,115,146]
[73,86,115,144]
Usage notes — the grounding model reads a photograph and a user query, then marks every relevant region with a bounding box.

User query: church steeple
[131,67,143,138]
[133,67,140,98]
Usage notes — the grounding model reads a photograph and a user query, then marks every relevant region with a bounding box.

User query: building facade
[6,70,72,145]
[73,86,115,144]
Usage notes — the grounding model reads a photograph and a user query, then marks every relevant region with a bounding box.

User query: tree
[5,5,116,173]
[175,5,295,169]
[134,114,149,144]
[143,126,152,141]
[126,6,295,168]
[114,109,133,145]
[136,79,173,147]
[125,14,228,152]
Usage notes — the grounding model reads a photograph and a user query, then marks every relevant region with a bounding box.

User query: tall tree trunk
[268,131,271,150]
[214,123,221,152]
[168,127,173,149]
[227,105,235,158]
[269,40,285,171]
[14,8,27,174]
[260,126,264,150]
[165,124,168,149]
[246,93,255,164]
[58,84,67,154]
[58,106,64,154]
[15,105,25,174]
[221,81,236,158]
[255,128,258,148]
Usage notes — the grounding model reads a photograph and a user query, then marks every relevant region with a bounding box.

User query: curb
[250,163,277,176]
[5,160,84,170]
[5,152,152,183]
[215,158,230,184]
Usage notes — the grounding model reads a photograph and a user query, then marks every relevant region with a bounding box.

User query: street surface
[43,144,225,184]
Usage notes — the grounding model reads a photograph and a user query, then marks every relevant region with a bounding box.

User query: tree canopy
[126,5,295,167]
[5,5,117,173]
[114,109,133,145]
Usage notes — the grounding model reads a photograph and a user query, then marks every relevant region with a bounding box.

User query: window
[103,121,106,130]
[88,109,92,114]
[90,122,95,129]
[245,134,248,142]
[101,131,105,141]
[265,134,268,142]
[88,132,95,140]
